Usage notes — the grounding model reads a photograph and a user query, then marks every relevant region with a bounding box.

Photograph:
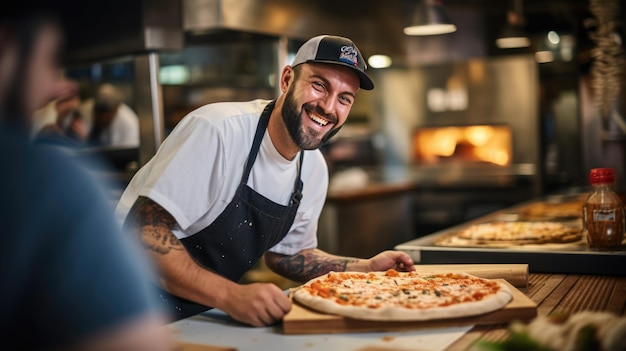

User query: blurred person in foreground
[116,34,415,326]
[0,4,173,350]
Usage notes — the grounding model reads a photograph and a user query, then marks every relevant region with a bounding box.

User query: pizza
[292,269,512,321]
[434,221,583,247]
[518,200,585,220]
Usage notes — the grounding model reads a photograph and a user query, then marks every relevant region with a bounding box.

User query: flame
[465,126,494,146]
[413,125,512,166]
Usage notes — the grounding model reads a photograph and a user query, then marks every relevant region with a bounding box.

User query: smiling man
[115,35,414,326]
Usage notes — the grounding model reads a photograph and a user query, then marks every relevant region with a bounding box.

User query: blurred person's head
[0,5,68,131]
[93,83,122,129]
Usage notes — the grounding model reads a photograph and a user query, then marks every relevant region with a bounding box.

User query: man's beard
[281,89,342,150]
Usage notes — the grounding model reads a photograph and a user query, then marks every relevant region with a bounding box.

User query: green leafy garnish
[575,325,599,351]
[472,331,554,351]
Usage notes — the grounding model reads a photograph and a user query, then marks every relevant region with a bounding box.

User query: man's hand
[364,250,415,272]
[127,197,292,327]
[265,249,415,283]
[68,116,88,141]
[221,282,292,327]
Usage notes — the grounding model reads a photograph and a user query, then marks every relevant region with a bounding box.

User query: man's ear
[280,66,295,93]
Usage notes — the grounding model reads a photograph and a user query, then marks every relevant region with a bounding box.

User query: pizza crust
[293,270,513,322]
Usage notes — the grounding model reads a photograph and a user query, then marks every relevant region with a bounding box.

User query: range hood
[59,0,486,66]
[181,0,486,66]
[182,0,408,62]
[183,0,319,39]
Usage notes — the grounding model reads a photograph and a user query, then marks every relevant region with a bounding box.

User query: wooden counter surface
[446,272,626,350]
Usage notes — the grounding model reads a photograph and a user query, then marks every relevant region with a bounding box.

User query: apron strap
[240,100,304,205]
[241,100,274,184]
[291,151,304,205]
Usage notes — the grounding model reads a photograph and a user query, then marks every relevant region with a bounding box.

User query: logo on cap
[339,45,359,68]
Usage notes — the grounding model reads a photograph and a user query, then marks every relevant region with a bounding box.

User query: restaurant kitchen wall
[372,56,540,171]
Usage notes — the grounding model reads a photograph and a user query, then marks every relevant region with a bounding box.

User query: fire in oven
[412,124,513,167]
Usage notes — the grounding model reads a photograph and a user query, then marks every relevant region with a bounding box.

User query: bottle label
[593,209,616,221]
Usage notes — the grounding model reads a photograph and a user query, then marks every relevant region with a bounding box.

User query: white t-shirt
[115,99,328,255]
[84,101,140,147]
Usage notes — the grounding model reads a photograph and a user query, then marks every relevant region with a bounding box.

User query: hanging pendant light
[403,0,457,36]
[495,0,531,48]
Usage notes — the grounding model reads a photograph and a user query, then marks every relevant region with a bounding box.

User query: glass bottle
[582,168,624,249]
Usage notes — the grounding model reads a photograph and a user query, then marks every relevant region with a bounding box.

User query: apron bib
[157,101,304,320]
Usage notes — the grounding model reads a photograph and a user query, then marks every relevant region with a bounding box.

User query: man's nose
[318,93,337,114]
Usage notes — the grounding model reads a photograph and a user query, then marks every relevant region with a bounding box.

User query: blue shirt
[0,125,163,349]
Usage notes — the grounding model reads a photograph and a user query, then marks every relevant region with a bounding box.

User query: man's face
[281,63,359,150]
[26,24,64,116]
[93,108,117,129]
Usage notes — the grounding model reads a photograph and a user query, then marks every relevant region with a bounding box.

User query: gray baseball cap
[292,35,374,90]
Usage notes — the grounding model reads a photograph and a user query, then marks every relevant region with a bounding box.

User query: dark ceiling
[55,0,624,66]
[312,0,622,64]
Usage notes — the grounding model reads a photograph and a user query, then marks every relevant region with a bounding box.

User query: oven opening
[412,125,513,166]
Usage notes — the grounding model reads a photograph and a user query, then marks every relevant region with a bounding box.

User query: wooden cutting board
[282,279,537,335]
[175,341,237,351]
[412,264,529,288]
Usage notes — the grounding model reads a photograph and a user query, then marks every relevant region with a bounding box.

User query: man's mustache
[304,104,337,125]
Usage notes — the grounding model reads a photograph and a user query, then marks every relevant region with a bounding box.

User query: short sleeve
[137,115,227,231]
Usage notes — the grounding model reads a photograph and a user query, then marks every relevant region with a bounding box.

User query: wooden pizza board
[282,279,536,335]
[175,341,237,351]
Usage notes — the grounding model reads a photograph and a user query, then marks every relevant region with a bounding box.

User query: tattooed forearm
[271,250,359,282]
[125,196,184,255]
[139,225,183,254]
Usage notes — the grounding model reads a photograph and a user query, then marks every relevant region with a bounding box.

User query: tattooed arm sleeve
[124,196,186,256]
[264,249,359,283]
[123,195,208,299]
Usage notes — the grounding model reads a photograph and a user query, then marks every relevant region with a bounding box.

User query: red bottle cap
[589,168,614,184]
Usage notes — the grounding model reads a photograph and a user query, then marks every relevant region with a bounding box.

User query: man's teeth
[310,114,329,126]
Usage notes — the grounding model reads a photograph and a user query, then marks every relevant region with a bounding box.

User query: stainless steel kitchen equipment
[395,194,626,276]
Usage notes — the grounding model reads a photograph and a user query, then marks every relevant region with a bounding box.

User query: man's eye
[339,96,353,105]
[312,82,325,91]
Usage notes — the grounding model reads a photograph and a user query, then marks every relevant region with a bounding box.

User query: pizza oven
[408,123,537,237]
[411,124,513,167]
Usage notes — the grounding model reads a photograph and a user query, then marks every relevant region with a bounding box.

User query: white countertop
[169,309,473,351]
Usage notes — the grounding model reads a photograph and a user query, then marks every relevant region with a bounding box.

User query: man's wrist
[345,258,369,272]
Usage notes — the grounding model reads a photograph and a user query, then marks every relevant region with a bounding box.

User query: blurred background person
[85,82,140,148]
[0,2,173,350]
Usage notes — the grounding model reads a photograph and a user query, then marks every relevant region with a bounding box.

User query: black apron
[157,101,304,320]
